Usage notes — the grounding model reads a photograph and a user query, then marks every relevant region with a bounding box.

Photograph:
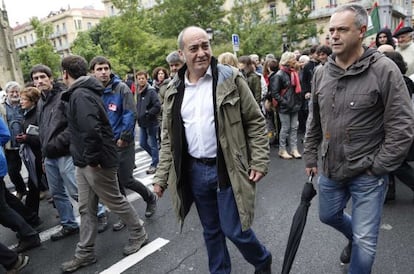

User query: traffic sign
[232,34,240,52]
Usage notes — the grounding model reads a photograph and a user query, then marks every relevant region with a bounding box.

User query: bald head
[178,26,208,50]
[377,44,394,53]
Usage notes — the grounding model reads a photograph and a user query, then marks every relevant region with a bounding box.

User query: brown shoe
[291,149,302,159]
[278,149,293,159]
[123,233,148,256]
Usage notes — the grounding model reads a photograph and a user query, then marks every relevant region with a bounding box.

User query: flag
[366,2,380,37]
[393,20,404,35]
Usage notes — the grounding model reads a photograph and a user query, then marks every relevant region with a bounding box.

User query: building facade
[0,1,23,88]
[13,7,105,56]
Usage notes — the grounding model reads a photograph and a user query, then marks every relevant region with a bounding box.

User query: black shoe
[29,217,43,231]
[145,194,157,218]
[51,226,79,241]
[13,235,41,253]
[254,253,272,274]
[113,220,126,232]
[340,241,352,264]
[97,215,108,233]
[7,254,29,273]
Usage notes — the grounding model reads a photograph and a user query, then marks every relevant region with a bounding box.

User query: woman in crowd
[218,52,238,68]
[152,67,169,94]
[16,87,43,216]
[269,51,302,159]
[238,55,262,107]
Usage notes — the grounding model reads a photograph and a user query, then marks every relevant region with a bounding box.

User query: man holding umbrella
[304,4,414,274]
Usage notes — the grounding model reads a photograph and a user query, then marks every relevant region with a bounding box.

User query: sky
[3,0,105,27]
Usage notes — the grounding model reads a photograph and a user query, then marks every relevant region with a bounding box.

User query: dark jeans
[117,143,153,202]
[5,149,26,193]
[189,160,270,274]
[0,178,37,240]
[0,242,18,270]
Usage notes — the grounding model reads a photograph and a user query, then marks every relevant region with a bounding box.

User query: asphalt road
[1,146,414,274]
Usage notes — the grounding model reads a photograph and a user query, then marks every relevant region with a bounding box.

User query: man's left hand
[249,169,264,183]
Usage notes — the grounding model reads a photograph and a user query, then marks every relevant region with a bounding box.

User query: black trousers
[4,149,26,193]
[116,143,153,202]
[0,242,17,270]
[0,178,37,240]
[393,161,414,191]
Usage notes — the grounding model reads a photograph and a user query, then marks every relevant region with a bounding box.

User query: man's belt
[189,156,216,166]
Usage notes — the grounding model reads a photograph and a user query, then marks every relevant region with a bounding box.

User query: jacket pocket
[222,96,241,125]
[348,90,379,109]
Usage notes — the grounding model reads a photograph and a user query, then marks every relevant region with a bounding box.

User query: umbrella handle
[308,171,314,183]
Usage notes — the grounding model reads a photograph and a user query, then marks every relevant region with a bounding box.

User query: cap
[393,26,413,37]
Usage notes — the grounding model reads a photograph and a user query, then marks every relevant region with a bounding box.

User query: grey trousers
[74,166,145,259]
[278,112,299,151]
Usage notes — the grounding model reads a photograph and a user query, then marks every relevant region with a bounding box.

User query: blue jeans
[318,174,388,274]
[45,156,106,229]
[139,125,159,167]
[189,160,270,274]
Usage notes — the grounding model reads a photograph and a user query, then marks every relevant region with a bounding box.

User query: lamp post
[282,33,289,52]
[206,27,213,42]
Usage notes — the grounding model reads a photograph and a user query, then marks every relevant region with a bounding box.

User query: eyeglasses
[8,90,19,94]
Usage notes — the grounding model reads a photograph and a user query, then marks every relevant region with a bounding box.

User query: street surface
[1,143,414,274]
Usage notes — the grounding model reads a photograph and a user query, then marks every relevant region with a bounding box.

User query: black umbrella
[281,173,317,274]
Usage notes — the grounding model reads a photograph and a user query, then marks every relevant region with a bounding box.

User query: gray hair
[4,81,21,93]
[166,51,183,64]
[334,4,368,28]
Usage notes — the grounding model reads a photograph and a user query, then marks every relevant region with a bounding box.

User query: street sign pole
[232,34,240,58]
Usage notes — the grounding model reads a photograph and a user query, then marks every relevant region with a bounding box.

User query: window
[310,0,315,10]
[87,22,92,29]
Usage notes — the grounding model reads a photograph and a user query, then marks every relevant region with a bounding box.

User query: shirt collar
[184,66,212,86]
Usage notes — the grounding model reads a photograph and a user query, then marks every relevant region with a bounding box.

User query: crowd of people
[1,3,414,274]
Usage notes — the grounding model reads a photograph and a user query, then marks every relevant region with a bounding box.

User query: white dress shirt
[181,67,217,158]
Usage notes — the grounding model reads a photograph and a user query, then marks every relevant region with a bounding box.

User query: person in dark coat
[16,87,43,216]
[375,28,395,49]
[136,71,161,174]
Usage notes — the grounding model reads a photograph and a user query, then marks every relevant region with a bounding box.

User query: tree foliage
[18,0,319,80]
[149,0,226,38]
[71,32,104,63]
[20,18,61,82]
[281,0,318,48]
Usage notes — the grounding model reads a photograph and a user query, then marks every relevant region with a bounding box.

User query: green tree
[26,18,61,79]
[223,0,283,57]
[149,0,226,38]
[281,0,318,49]
[71,32,104,63]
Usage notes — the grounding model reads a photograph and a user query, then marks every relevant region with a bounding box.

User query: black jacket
[269,70,301,114]
[136,84,160,128]
[37,82,71,158]
[21,106,43,184]
[61,76,119,168]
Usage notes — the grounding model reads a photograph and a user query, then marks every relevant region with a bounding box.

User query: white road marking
[99,238,169,274]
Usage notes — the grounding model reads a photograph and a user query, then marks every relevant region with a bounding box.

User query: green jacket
[153,58,269,231]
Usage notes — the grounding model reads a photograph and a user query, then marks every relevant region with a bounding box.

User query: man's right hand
[153,183,164,198]
[305,167,318,177]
